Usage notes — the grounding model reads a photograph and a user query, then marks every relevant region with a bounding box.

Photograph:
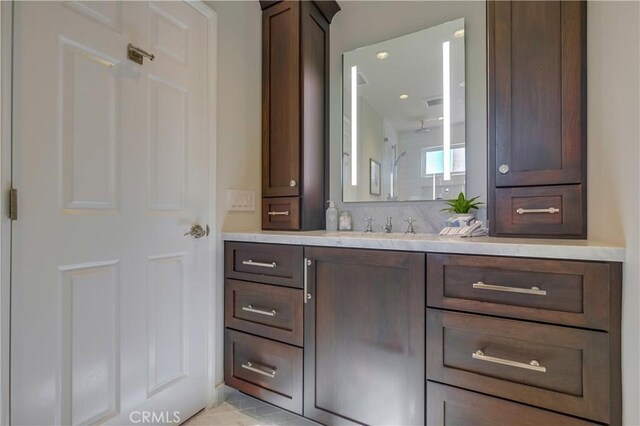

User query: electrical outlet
[227,189,255,212]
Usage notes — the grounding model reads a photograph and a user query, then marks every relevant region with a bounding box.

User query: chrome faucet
[364,217,374,233]
[404,218,416,234]
[382,216,393,233]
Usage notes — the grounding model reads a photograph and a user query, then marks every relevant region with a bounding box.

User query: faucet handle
[382,216,393,233]
[405,218,416,234]
[364,217,374,233]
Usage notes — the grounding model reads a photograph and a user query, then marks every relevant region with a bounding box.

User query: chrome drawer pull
[242,304,277,317]
[304,258,312,304]
[472,281,547,296]
[242,260,277,268]
[268,211,290,216]
[516,207,560,215]
[473,350,546,373]
[241,361,276,378]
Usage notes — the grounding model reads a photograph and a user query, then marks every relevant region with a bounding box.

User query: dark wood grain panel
[225,329,303,414]
[262,1,300,198]
[262,197,300,231]
[260,1,340,23]
[261,1,334,231]
[426,254,614,330]
[426,382,597,426]
[300,1,329,231]
[495,185,585,238]
[488,0,587,238]
[304,247,425,425]
[225,241,303,288]
[492,1,584,187]
[427,309,611,423]
[225,279,304,346]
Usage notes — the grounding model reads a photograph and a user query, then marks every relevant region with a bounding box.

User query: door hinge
[9,188,17,221]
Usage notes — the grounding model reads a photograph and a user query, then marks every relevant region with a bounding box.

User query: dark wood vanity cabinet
[224,242,306,414]
[260,1,338,230]
[488,1,587,238]
[224,242,426,424]
[303,247,425,425]
[224,241,621,425]
[426,254,622,425]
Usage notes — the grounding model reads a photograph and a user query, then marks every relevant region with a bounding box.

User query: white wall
[587,2,640,424]
[207,1,262,234]
[205,0,262,389]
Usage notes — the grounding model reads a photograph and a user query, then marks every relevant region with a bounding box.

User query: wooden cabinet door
[489,1,585,188]
[303,247,425,425]
[262,1,300,197]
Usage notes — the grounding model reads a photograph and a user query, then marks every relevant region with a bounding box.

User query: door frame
[0,1,219,422]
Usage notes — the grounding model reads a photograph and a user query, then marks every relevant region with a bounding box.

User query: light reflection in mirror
[342,18,465,202]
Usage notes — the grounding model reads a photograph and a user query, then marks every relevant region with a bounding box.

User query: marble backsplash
[333,201,488,234]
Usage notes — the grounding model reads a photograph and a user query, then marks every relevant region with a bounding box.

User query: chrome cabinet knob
[289,180,297,187]
[499,164,510,174]
[184,224,209,239]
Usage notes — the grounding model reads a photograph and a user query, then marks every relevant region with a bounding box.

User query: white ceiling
[343,18,465,133]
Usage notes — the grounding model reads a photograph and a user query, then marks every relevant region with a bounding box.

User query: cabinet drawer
[495,185,585,237]
[426,310,611,423]
[427,254,614,330]
[262,197,300,230]
[225,329,303,414]
[225,242,303,288]
[427,382,596,426]
[225,279,303,346]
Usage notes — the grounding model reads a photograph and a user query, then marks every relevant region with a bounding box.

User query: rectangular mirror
[342,18,466,202]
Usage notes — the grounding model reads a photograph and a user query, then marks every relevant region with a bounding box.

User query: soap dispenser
[326,201,338,231]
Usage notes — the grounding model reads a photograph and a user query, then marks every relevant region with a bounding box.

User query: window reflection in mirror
[342,18,465,202]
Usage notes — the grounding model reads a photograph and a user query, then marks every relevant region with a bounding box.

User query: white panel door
[11,2,211,424]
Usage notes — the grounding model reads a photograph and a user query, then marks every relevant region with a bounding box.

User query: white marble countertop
[222,230,626,262]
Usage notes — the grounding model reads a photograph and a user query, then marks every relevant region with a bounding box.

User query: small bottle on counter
[326,200,338,231]
[338,210,352,231]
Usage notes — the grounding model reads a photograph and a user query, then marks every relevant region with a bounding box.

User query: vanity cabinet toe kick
[223,242,622,426]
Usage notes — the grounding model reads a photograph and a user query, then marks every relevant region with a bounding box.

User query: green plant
[441,192,484,214]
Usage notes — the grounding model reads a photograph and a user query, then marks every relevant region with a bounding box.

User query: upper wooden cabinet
[261,1,338,230]
[488,1,587,238]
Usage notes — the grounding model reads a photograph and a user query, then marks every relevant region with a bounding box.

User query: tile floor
[183,390,319,426]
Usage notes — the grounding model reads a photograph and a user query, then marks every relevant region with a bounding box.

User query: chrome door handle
[516,207,560,215]
[268,211,289,216]
[472,350,546,373]
[242,260,277,268]
[304,258,312,303]
[241,305,277,317]
[241,361,276,378]
[472,281,546,296]
[184,224,209,239]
